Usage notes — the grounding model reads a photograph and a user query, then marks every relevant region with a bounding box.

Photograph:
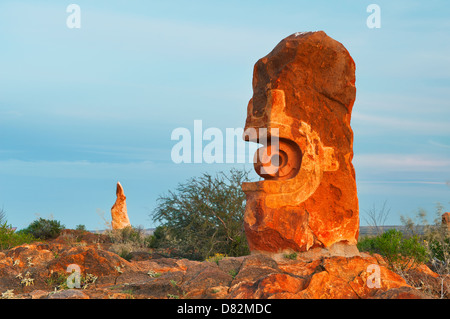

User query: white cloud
[0,159,156,179]
[352,112,450,135]
[77,145,168,162]
[356,179,450,199]
[358,180,447,185]
[354,153,450,172]
[355,92,450,115]
[429,140,450,149]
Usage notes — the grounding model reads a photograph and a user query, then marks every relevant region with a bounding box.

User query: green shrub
[112,244,134,261]
[107,226,151,246]
[75,224,86,231]
[148,226,167,249]
[400,204,450,275]
[424,224,450,275]
[358,229,428,271]
[0,222,36,250]
[357,236,377,253]
[283,252,298,260]
[19,218,65,240]
[151,169,251,260]
[206,253,227,264]
[107,226,153,260]
[428,238,449,263]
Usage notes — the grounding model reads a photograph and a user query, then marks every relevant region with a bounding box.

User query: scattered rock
[47,289,90,299]
[181,262,233,298]
[46,245,132,278]
[128,251,152,261]
[52,229,111,245]
[129,271,184,299]
[231,254,279,285]
[6,243,54,268]
[0,233,445,299]
[29,290,49,299]
[371,286,430,299]
[0,174,445,300]
[217,257,244,276]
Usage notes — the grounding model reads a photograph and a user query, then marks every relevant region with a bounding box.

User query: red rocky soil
[0,230,447,299]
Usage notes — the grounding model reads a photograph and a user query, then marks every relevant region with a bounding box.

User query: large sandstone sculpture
[242,31,359,255]
[111,182,131,229]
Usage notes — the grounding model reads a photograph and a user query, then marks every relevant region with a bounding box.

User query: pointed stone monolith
[111,182,131,229]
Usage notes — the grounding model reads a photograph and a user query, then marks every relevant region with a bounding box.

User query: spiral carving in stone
[254,138,302,181]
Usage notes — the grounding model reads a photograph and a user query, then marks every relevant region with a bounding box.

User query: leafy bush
[358,229,428,271]
[107,226,153,260]
[0,222,36,250]
[428,237,450,265]
[206,253,227,264]
[400,203,450,276]
[19,218,65,240]
[0,208,36,250]
[151,168,251,260]
[148,225,168,249]
[107,226,151,246]
[153,169,250,259]
[424,222,450,276]
[283,252,298,260]
[356,236,377,253]
[75,224,86,232]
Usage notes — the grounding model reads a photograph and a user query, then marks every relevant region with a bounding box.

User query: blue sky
[0,1,449,230]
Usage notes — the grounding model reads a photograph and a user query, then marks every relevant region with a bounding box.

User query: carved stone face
[244,89,339,207]
[242,31,359,253]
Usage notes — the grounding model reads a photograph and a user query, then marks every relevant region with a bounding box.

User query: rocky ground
[0,230,447,299]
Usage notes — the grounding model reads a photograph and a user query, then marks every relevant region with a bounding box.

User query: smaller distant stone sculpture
[111,182,131,229]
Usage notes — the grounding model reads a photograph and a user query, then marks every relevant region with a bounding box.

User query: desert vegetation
[17,217,65,240]
[150,168,251,260]
[0,208,36,250]
[106,226,153,261]
[0,171,449,299]
[358,203,450,298]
